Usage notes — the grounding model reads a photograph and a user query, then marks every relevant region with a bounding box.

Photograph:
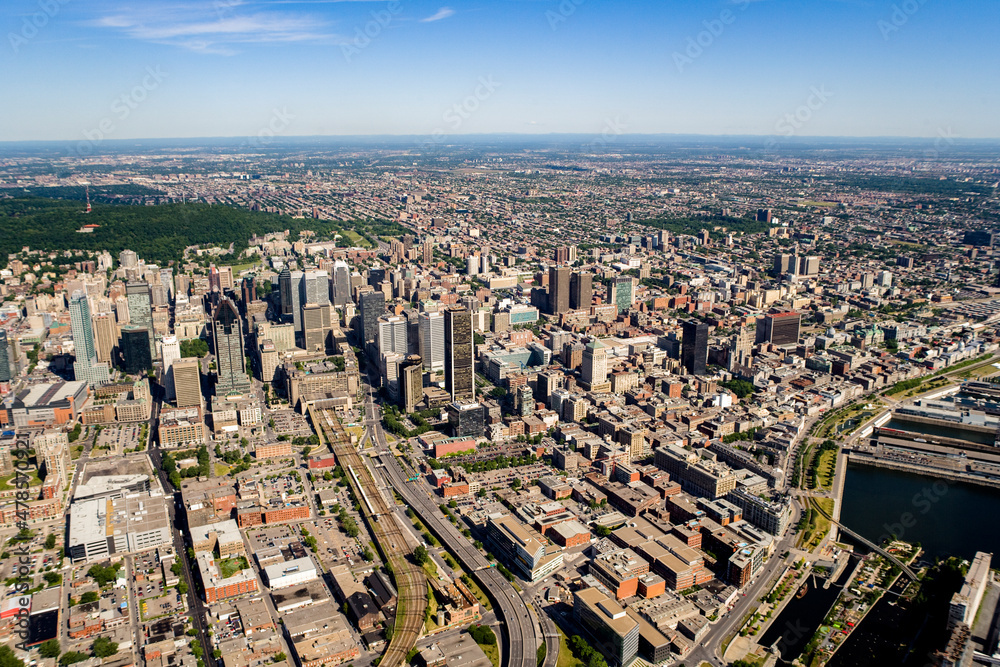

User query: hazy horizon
[2,0,998,143]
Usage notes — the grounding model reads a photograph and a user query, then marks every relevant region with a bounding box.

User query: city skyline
[2,0,999,142]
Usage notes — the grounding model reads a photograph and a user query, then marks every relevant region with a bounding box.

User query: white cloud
[90,3,334,54]
[420,7,454,23]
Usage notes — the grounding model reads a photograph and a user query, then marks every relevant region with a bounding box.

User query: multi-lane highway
[362,390,539,667]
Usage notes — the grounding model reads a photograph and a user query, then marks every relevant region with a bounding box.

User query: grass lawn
[957,360,1000,379]
[0,470,42,491]
[814,448,837,490]
[226,261,263,274]
[71,445,84,460]
[801,497,834,551]
[424,583,439,633]
[217,556,249,579]
[461,576,492,610]
[215,463,230,477]
[340,229,372,248]
[556,627,585,667]
[480,642,500,667]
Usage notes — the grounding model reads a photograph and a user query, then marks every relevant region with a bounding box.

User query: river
[840,461,1000,561]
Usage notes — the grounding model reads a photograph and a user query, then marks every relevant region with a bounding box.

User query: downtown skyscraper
[213,298,251,396]
[444,307,474,402]
[126,281,153,345]
[69,291,110,386]
[682,319,709,376]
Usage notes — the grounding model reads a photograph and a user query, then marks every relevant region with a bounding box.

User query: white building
[262,557,318,590]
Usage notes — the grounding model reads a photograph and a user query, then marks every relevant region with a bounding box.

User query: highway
[362,388,539,667]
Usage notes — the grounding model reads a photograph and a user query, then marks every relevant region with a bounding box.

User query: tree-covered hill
[0,197,407,267]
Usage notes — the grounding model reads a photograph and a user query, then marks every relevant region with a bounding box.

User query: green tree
[413,546,429,566]
[38,640,61,659]
[86,563,120,587]
[92,637,118,658]
[44,533,57,550]
[58,652,88,666]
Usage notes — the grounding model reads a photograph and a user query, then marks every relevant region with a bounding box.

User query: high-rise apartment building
[762,311,801,347]
[570,271,593,311]
[258,340,278,384]
[378,315,408,357]
[419,311,445,373]
[773,254,795,276]
[161,335,181,400]
[548,266,571,315]
[400,355,423,414]
[301,303,332,353]
[92,312,117,365]
[172,358,203,408]
[444,307,474,402]
[118,249,138,269]
[213,298,251,396]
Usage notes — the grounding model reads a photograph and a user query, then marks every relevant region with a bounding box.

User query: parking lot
[92,423,143,457]
[140,591,179,620]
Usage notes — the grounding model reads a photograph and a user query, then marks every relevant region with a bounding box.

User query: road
[684,509,802,667]
[147,436,211,665]
[362,386,539,667]
[533,602,559,667]
[123,556,142,665]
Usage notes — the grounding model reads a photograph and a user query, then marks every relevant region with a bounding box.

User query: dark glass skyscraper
[126,282,153,345]
[444,307,474,402]
[213,298,251,395]
[120,326,152,375]
[0,330,11,383]
[359,291,386,344]
[681,319,709,376]
[278,267,294,317]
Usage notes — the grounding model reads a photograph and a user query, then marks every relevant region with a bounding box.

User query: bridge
[814,503,918,580]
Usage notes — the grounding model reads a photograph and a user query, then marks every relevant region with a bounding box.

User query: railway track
[311,408,427,667]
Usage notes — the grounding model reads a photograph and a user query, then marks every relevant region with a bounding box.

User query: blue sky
[1,0,998,141]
